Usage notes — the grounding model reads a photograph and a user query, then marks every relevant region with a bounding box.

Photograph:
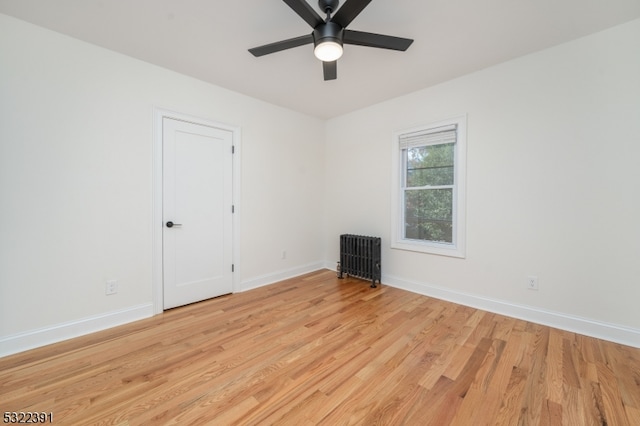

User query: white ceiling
[1,0,639,119]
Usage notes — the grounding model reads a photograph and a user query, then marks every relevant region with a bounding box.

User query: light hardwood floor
[1,270,639,425]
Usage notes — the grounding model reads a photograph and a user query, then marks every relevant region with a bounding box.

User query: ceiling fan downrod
[319,0,339,20]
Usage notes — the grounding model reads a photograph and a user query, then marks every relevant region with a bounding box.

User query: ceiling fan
[248,0,414,81]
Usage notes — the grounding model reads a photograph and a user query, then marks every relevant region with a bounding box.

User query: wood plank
[539,399,563,425]
[546,327,565,405]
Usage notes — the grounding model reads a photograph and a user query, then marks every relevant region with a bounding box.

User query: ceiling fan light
[314,41,343,62]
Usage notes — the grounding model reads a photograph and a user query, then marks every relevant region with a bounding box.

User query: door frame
[152,108,241,314]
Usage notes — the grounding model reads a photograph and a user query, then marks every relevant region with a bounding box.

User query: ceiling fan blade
[323,61,337,80]
[249,34,313,57]
[344,30,413,51]
[283,0,324,28]
[331,0,372,28]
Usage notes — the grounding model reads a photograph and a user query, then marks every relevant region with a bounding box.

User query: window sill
[391,240,466,258]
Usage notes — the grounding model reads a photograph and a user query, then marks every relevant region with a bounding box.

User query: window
[391,116,466,257]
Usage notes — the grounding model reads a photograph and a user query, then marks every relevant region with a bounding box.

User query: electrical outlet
[281,250,287,260]
[526,275,539,291]
[106,279,118,295]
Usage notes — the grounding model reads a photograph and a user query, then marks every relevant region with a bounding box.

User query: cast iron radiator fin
[338,234,381,288]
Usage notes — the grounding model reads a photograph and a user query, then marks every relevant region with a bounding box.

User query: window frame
[391,115,467,258]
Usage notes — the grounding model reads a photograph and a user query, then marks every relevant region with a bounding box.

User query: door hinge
[232,145,235,154]
[232,264,235,272]
[231,205,235,213]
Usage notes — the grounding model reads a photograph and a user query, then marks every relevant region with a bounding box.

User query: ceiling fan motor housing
[313,21,344,47]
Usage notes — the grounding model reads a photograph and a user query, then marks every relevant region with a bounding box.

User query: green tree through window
[403,136,455,243]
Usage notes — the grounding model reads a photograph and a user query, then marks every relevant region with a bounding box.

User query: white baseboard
[0,303,154,358]
[382,273,640,349]
[240,261,325,292]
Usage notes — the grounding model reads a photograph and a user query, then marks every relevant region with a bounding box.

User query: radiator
[338,234,381,288]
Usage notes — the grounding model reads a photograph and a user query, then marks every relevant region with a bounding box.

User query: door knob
[166,221,182,228]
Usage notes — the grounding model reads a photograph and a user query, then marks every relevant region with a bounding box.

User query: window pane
[404,188,453,243]
[406,143,454,187]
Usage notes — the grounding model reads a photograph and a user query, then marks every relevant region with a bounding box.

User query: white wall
[324,19,640,346]
[0,14,325,355]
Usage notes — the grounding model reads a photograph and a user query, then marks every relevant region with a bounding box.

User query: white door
[163,117,233,309]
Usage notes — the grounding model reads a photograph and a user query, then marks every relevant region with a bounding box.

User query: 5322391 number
[3,412,53,423]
